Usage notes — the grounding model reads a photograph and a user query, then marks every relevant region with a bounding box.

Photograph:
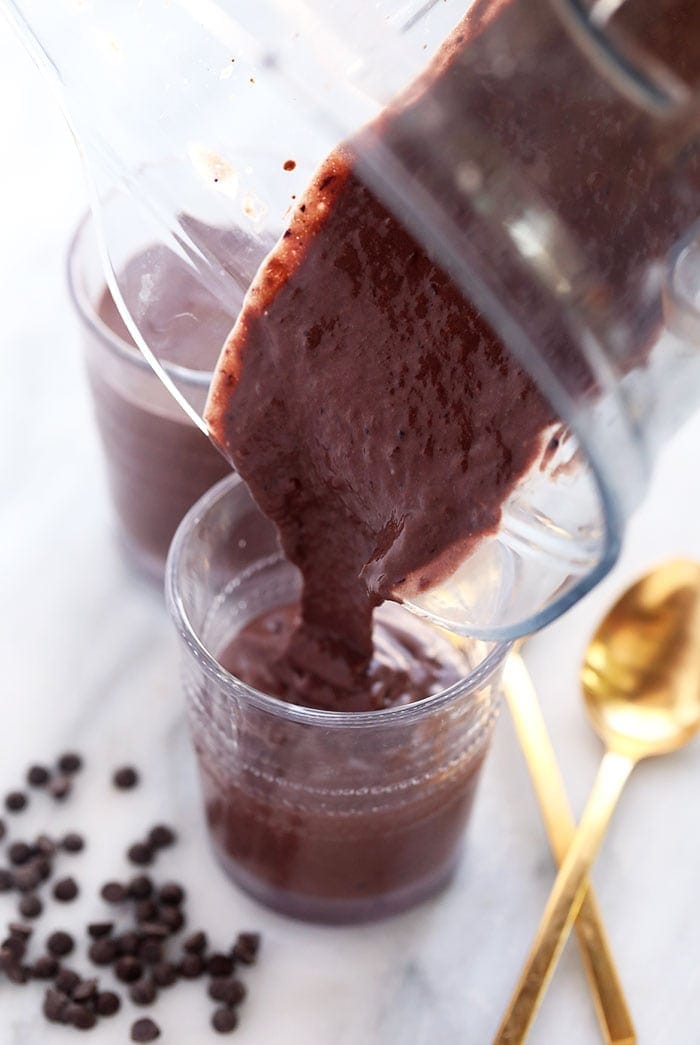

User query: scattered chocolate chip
[55,967,81,995]
[130,977,158,1006]
[35,834,56,856]
[128,875,153,900]
[148,824,176,849]
[117,931,141,957]
[31,954,59,979]
[87,922,113,939]
[140,922,168,940]
[13,864,42,893]
[158,882,184,906]
[127,843,153,867]
[67,1003,97,1030]
[5,791,28,813]
[138,939,163,965]
[57,753,83,775]
[232,931,260,965]
[207,953,234,977]
[72,978,98,1002]
[43,987,69,1023]
[47,931,74,957]
[34,857,52,882]
[283,158,297,172]
[53,876,79,902]
[0,818,5,841]
[96,990,121,1016]
[101,881,127,904]
[131,1017,161,1042]
[113,766,139,790]
[62,832,85,853]
[88,937,118,966]
[208,977,246,1006]
[5,962,30,984]
[158,906,184,933]
[179,953,204,979]
[152,961,178,987]
[115,955,143,983]
[135,899,159,923]
[2,935,26,959]
[8,841,33,866]
[0,868,13,892]
[8,923,32,940]
[49,776,72,801]
[212,1006,239,1033]
[19,893,43,919]
[183,930,207,954]
[27,765,50,787]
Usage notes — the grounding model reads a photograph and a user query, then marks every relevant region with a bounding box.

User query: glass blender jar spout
[4,0,700,641]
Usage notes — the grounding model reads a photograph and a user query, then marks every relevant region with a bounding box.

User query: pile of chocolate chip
[0,753,260,1040]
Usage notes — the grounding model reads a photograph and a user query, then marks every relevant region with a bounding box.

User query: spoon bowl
[582,559,700,759]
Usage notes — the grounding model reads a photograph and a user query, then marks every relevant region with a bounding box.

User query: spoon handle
[493,748,636,1045]
[504,655,635,1044]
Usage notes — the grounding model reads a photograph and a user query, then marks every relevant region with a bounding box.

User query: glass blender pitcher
[3,0,700,640]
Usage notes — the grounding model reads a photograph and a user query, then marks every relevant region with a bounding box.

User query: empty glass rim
[166,473,510,729]
[66,208,213,389]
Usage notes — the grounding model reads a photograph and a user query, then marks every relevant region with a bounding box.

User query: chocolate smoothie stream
[207,0,700,710]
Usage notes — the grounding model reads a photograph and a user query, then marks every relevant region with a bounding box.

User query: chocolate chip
[53,876,79,902]
[113,766,139,790]
[57,753,83,775]
[8,841,33,866]
[47,931,74,957]
[115,955,143,983]
[131,1018,161,1042]
[208,977,246,1006]
[179,953,204,979]
[88,937,118,966]
[35,834,56,856]
[31,954,59,978]
[212,1007,239,1033]
[138,939,163,965]
[128,875,153,900]
[101,880,127,904]
[232,931,260,964]
[27,765,50,787]
[49,776,72,801]
[55,967,81,995]
[139,922,168,940]
[0,868,13,891]
[87,922,113,939]
[158,906,184,933]
[2,935,26,959]
[43,987,69,1023]
[117,931,141,956]
[135,899,159,923]
[158,882,184,906]
[0,819,5,841]
[151,960,178,987]
[183,930,207,954]
[96,990,121,1016]
[34,857,52,882]
[67,1004,97,1030]
[62,832,85,853]
[8,922,32,940]
[148,824,176,849]
[72,978,98,1002]
[19,893,42,919]
[207,953,234,977]
[13,864,42,893]
[127,843,153,867]
[5,791,28,813]
[130,977,158,1006]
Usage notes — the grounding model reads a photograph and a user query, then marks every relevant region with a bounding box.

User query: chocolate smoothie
[82,226,266,573]
[206,0,700,706]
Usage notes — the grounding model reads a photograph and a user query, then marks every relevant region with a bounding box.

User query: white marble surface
[2,18,700,1045]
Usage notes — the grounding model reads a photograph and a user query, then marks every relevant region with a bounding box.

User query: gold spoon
[495,559,700,1044]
